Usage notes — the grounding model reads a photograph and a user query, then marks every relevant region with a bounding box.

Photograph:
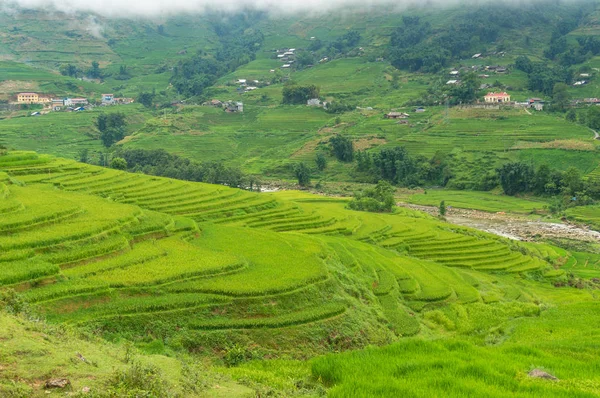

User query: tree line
[112,148,258,190]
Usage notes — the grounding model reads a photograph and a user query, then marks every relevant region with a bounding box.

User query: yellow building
[17,93,40,103]
[484,92,511,103]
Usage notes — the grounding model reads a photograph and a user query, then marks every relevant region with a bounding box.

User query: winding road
[594,129,599,140]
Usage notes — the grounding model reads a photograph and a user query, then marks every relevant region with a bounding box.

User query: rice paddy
[1,151,599,396]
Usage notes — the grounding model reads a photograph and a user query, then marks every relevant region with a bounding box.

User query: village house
[101,94,115,105]
[385,112,409,119]
[415,107,426,113]
[484,92,511,103]
[307,98,322,107]
[51,99,64,110]
[449,70,459,76]
[573,80,587,86]
[527,98,545,111]
[17,92,40,103]
[224,101,243,113]
[64,98,89,107]
[446,80,460,85]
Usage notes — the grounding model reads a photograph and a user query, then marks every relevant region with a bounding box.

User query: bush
[348,181,395,212]
[110,157,128,170]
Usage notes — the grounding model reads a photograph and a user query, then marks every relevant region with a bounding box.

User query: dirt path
[398,203,600,243]
[593,129,599,140]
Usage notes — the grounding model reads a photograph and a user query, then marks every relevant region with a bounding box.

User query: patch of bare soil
[354,137,387,150]
[0,80,37,94]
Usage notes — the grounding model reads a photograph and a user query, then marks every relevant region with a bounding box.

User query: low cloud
[0,0,562,18]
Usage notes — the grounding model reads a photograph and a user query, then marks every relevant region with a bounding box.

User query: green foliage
[439,200,446,216]
[497,162,534,196]
[107,361,172,397]
[329,135,354,162]
[282,84,320,105]
[551,83,570,111]
[325,101,355,114]
[294,162,311,186]
[117,148,248,188]
[110,157,128,170]
[348,180,395,212]
[87,60,102,79]
[315,152,327,171]
[137,91,155,108]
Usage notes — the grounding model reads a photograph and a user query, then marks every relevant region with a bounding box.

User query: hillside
[0,151,599,395]
[1,2,600,396]
[1,1,599,189]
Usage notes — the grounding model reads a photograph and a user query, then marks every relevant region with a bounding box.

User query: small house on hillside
[224,101,243,113]
[101,94,114,105]
[307,98,322,107]
[385,112,409,119]
[415,107,426,113]
[484,92,511,103]
[446,80,460,85]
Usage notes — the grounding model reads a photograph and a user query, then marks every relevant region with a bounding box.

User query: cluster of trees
[515,56,573,96]
[496,162,599,204]
[96,113,127,147]
[171,12,265,98]
[329,135,354,162]
[325,101,355,114]
[114,149,256,189]
[282,84,320,105]
[348,180,395,213]
[355,146,451,187]
[59,61,102,79]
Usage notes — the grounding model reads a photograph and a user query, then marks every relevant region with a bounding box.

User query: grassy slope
[0,152,599,396]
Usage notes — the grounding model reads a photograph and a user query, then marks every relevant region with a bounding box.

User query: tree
[294,163,311,186]
[561,167,583,196]
[101,128,125,148]
[295,51,315,69]
[137,92,155,108]
[315,152,327,171]
[565,109,577,122]
[439,200,446,216]
[87,61,102,79]
[282,85,320,105]
[348,180,395,213]
[585,106,600,130]
[59,63,79,77]
[552,82,570,111]
[78,148,89,164]
[496,162,534,195]
[515,55,533,73]
[110,157,128,170]
[97,113,127,147]
[329,135,354,162]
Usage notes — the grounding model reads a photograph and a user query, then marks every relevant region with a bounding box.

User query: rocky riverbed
[399,203,600,243]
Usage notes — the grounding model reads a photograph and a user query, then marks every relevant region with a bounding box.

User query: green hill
[1,151,599,395]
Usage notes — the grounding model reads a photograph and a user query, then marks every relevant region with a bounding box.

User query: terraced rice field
[0,152,568,345]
